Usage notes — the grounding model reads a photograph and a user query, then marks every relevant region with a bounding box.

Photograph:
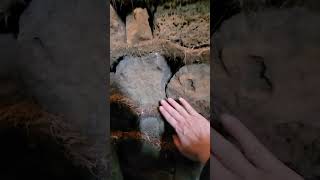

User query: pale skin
[159,97,304,180]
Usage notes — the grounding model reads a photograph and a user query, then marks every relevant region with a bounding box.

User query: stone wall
[110,1,210,179]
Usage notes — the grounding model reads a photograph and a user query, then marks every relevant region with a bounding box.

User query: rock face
[111,53,207,180]
[166,64,210,119]
[213,9,320,178]
[110,1,210,179]
[126,8,153,46]
[17,0,108,178]
[110,4,126,49]
[112,53,171,180]
[113,53,169,158]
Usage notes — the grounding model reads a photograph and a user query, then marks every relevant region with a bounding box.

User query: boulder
[114,53,171,108]
[166,64,210,119]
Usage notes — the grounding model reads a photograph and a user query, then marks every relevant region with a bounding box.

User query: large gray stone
[113,53,170,156]
[112,53,176,179]
[166,64,210,119]
[114,53,171,108]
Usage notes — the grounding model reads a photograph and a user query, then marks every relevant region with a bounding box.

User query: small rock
[166,64,210,119]
[126,8,153,46]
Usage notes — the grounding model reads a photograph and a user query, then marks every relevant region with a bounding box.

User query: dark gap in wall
[110,56,125,73]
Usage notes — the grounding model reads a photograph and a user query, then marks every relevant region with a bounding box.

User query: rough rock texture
[154,0,210,48]
[166,64,210,119]
[114,53,171,108]
[213,9,320,179]
[111,53,207,180]
[126,8,153,46]
[111,54,171,180]
[110,4,126,49]
[112,54,169,159]
[17,0,108,178]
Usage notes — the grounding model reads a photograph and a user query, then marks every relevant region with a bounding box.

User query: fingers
[211,127,257,179]
[159,106,180,131]
[178,97,198,116]
[160,99,185,123]
[220,114,285,172]
[167,98,190,118]
[211,155,240,180]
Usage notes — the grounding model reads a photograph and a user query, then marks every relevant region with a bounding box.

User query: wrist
[199,150,210,164]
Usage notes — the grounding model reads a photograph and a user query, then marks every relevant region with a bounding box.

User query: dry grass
[110,93,161,117]
[111,130,175,150]
[111,39,210,67]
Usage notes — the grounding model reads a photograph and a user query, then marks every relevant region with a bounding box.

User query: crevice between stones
[110,56,125,73]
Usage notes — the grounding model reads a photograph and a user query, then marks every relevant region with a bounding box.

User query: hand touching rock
[159,97,210,164]
[211,114,304,180]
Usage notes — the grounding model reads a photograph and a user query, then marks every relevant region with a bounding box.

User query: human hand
[212,114,304,180]
[159,97,210,164]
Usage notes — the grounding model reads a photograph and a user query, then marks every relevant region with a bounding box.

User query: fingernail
[161,99,165,103]
[168,98,173,101]
[179,97,183,101]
